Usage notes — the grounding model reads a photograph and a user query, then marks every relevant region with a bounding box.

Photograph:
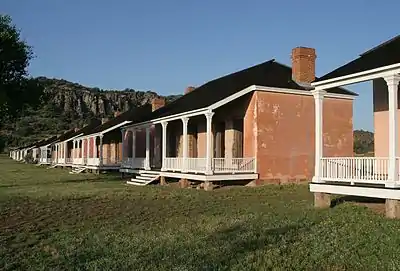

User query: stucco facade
[245,90,353,183]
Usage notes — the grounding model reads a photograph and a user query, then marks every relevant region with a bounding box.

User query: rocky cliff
[37,77,178,118]
[2,77,180,148]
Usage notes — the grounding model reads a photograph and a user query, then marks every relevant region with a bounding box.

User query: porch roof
[63,119,102,140]
[35,135,58,148]
[315,35,400,83]
[136,60,356,122]
[83,104,153,135]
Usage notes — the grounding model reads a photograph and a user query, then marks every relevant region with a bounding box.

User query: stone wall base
[160,176,167,186]
[386,199,400,219]
[179,178,190,188]
[314,192,331,208]
[246,177,308,187]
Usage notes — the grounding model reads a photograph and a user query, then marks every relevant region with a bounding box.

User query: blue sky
[3,0,400,131]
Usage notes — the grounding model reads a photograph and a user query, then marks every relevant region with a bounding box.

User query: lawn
[1,155,400,270]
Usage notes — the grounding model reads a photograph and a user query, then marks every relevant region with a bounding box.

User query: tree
[0,14,34,124]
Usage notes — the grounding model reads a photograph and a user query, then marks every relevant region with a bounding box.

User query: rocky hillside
[2,77,180,148]
[353,129,374,154]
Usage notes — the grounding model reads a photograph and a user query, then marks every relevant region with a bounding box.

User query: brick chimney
[101,117,109,124]
[291,47,316,84]
[151,97,165,112]
[114,111,121,117]
[185,86,196,94]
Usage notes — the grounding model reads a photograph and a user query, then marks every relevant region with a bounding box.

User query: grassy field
[1,156,400,270]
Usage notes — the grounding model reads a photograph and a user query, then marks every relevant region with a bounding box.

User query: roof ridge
[152,59,276,113]
[360,34,400,56]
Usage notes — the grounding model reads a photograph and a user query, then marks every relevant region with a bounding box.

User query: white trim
[64,133,84,143]
[312,63,400,90]
[209,85,256,110]
[100,120,132,135]
[84,121,133,138]
[310,183,400,200]
[152,109,209,124]
[255,85,355,100]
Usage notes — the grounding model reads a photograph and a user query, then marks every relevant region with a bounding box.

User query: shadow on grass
[60,177,123,184]
[331,195,385,208]
[136,221,315,269]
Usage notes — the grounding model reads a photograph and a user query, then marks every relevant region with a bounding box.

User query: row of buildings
[9,35,400,218]
[9,46,356,187]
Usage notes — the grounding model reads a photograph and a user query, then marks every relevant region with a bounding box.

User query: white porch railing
[321,157,391,184]
[162,157,256,174]
[65,158,73,164]
[58,158,65,164]
[121,157,146,169]
[73,158,83,165]
[164,157,184,172]
[87,158,100,166]
[39,157,51,164]
[102,157,121,167]
[187,158,207,173]
[213,158,256,173]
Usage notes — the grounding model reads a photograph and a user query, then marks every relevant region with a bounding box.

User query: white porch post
[311,89,326,183]
[56,144,59,163]
[145,127,151,170]
[131,129,136,160]
[384,74,400,187]
[80,140,83,160]
[72,140,75,159]
[86,138,89,164]
[99,135,103,167]
[205,112,214,175]
[121,130,125,161]
[64,142,68,161]
[93,136,97,159]
[74,140,77,159]
[161,122,168,171]
[181,117,189,172]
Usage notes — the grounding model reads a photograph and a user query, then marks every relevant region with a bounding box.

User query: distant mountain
[1,77,181,148]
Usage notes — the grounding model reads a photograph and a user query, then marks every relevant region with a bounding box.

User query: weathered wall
[246,90,353,183]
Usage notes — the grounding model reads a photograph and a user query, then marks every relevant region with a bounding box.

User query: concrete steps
[69,167,86,174]
[127,170,160,186]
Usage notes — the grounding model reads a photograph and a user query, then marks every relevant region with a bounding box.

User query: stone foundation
[179,178,190,188]
[160,176,167,186]
[203,181,215,191]
[246,177,308,187]
[385,199,400,219]
[314,192,331,208]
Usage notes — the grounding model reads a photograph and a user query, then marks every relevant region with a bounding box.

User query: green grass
[1,156,400,270]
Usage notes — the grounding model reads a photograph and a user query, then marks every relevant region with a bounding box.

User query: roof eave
[312,62,400,91]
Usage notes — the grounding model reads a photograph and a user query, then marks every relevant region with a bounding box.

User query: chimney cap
[185,86,196,94]
[291,47,317,58]
[151,96,166,111]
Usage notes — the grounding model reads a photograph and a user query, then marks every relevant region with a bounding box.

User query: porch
[120,103,258,181]
[309,39,400,217]
[69,135,122,169]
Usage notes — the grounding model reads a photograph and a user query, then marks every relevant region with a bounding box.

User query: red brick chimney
[151,97,165,112]
[185,86,196,94]
[291,47,316,83]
